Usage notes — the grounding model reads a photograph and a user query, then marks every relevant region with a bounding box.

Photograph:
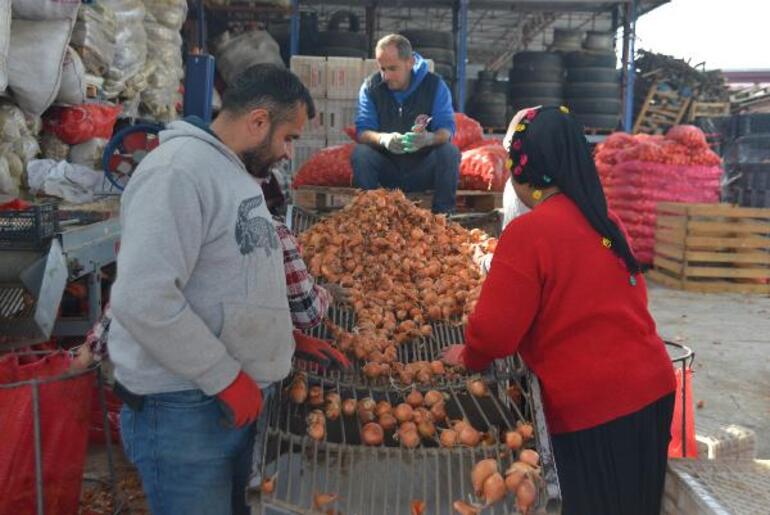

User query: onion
[289,378,308,404]
[430,402,447,423]
[375,400,393,418]
[439,429,458,448]
[516,421,534,440]
[358,397,376,412]
[325,392,341,405]
[362,422,385,446]
[325,402,341,421]
[261,474,277,494]
[406,389,424,408]
[418,420,436,439]
[429,360,445,375]
[519,449,540,468]
[363,362,382,379]
[307,409,325,426]
[410,500,426,515]
[452,500,481,515]
[466,379,489,397]
[459,425,482,447]
[399,370,415,385]
[313,492,338,510]
[515,477,537,514]
[309,386,325,407]
[416,370,432,385]
[481,473,506,506]
[423,390,444,408]
[413,407,433,425]
[400,421,417,433]
[419,325,433,337]
[307,422,325,441]
[357,408,376,424]
[342,399,357,417]
[504,462,534,493]
[399,429,420,448]
[505,430,523,451]
[378,413,398,432]
[471,459,498,496]
[394,403,414,423]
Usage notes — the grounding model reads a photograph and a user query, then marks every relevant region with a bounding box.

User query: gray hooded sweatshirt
[107,120,294,395]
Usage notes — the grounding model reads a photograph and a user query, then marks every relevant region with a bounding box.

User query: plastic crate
[325,98,357,141]
[289,55,326,98]
[303,97,326,139]
[0,202,59,249]
[326,57,363,100]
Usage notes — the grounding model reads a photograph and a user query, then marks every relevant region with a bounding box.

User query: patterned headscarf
[505,106,641,282]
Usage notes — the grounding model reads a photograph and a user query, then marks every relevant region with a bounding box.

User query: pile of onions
[462,451,541,514]
[299,190,496,371]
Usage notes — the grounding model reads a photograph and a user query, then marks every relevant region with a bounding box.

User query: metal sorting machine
[249,206,561,515]
[0,200,120,349]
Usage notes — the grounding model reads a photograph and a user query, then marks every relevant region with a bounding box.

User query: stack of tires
[467,70,507,129]
[564,31,621,131]
[508,51,565,119]
[316,11,368,58]
[549,28,583,53]
[399,29,455,84]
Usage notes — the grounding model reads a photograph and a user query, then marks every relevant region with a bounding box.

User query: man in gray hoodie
[108,64,315,515]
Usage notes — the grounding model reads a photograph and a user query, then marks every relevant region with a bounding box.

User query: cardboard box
[290,55,326,98]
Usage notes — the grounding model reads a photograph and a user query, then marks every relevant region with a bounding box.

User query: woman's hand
[440,344,466,367]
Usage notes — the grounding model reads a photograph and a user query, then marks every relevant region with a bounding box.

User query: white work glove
[379,132,407,154]
[402,131,436,153]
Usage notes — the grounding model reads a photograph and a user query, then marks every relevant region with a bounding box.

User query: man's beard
[239,132,278,179]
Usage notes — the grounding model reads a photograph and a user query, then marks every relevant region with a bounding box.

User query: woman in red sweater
[443,106,676,515]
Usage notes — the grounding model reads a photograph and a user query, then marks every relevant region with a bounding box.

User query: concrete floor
[647,284,770,458]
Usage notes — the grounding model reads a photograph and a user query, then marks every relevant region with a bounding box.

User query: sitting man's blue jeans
[351,142,461,213]
[120,386,275,515]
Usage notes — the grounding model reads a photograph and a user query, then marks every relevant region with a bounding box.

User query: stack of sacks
[595,125,723,264]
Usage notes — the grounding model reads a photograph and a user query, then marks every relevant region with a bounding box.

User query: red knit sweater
[463,195,676,434]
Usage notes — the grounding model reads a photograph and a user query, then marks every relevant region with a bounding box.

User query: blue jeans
[120,387,275,515]
[351,143,461,213]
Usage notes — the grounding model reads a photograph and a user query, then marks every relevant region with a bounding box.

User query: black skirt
[551,393,675,515]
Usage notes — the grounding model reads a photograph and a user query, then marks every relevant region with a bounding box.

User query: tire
[513,51,564,70]
[317,46,368,58]
[565,82,620,98]
[564,51,616,68]
[509,67,564,83]
[477,70,498,81]
[434,64,455,80]
[317,31,367,50]
[583,31,614,52]
[509,96,563,111]
[566,98,622,115]
[399,29,454,49]
[509,81,564,99]
[573,113,620,130]
[416,47,455,65]
[566,67,619,83]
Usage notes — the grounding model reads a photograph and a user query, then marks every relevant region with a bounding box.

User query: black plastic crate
[726,163,770,191]
[0,202,59,249]
[725,187,770,208]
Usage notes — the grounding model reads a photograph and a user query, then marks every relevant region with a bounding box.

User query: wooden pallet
[634,81,692,134]
[688,101,730,121]
[648,202,770,294]
[292,186,502,213]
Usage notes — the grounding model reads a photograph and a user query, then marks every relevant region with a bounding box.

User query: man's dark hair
[222,63,315,122]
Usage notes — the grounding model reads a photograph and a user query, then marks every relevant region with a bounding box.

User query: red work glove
[216,371,263,428]
[293,329,352,370]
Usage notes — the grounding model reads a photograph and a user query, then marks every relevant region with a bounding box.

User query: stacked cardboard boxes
[289,57,435,174]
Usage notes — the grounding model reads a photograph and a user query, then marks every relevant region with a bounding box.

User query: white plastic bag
[26,158,102,203]
[0,155,18,195]
[0,0,10,92]
[141,0,186,121]
[11,0,80,21]
[71,2,117,76]
[69,138,107,169]
[215,30,284,86]
[102,0,147,99]
[7,18,74,116]
[39,131,70,161]
[56,47,87,105]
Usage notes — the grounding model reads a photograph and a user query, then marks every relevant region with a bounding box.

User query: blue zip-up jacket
[355,53,455,138]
